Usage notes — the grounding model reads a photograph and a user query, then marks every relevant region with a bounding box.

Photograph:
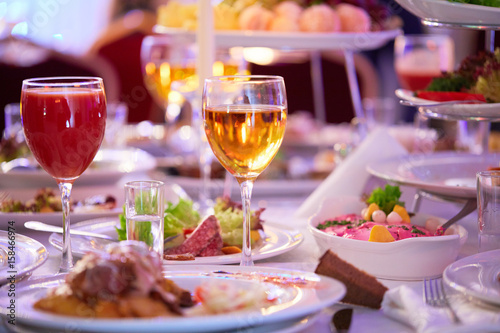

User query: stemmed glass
[141,35,248,213]
[202,76,287,266]
[21,77,106,271]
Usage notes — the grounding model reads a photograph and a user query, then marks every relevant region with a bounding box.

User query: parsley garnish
[411,226,426,235]
[317,219,353,230]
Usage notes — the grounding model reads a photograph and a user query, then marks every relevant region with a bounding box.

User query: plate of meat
[49,217,304,265]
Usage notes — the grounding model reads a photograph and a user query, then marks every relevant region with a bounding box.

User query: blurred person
[87,0,163,124]
[0,36,118,136]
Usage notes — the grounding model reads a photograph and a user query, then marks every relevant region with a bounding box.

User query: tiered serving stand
[153,25,402,138]
[380,0,500,218]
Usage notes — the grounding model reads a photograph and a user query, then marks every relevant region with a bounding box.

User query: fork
[423,278,461,324]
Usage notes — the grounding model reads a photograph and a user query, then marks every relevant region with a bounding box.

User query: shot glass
[125,180,165,256]
[477,171,500,252]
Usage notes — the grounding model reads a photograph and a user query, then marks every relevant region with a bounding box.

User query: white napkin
[295,127,408,218]
[382,285,500,333]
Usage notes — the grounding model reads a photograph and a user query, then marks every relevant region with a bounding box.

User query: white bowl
[395,0,500,27]
[308,196,468,280]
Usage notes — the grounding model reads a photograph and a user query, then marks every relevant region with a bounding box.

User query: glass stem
[58,181,74,272]
[239,179,254,266]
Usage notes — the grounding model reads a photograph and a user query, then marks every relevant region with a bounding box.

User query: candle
[196,0,215,98]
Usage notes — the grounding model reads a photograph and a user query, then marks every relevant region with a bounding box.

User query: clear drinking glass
[394,34,455,91]
[477,171,500,252]
[21,77,106,271]
[125,180,165,256]
[202,75,287,266]
[141,35,248,214]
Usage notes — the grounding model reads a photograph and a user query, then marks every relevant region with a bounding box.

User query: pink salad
[317,214,434,241]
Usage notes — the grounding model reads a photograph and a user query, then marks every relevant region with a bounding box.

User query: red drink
[21,88,106,181]
[396,70,440,91]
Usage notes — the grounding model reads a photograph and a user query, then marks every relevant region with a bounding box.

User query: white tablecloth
[0,182,480,333]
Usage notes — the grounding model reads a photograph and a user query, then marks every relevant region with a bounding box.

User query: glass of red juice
[21,77,107,271]
[394,34,455,91]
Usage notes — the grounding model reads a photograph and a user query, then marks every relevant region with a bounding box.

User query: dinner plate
[0,265,345,333]
[153,26,402,51]
[367,152,500,199]
[1,184,185,229]
[49,218,304,264]
[396,89,500,121]
[1,313,321,333]
[443,249,500,306]
[395,0,500,27]
[0,148,157,188]
[0,231,48,285]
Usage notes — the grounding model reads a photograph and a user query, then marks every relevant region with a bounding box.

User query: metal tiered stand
[392,0,500,220]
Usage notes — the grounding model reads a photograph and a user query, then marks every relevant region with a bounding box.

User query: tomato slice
[416,91,486,102]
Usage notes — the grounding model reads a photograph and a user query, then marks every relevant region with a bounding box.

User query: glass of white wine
[202,76,287,266]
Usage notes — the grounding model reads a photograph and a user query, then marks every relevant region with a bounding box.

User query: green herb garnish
[366,185,404,215]
[317,220,353,230]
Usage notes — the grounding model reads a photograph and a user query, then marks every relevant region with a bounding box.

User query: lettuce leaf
[366,185,404,215]
[116,197,201,241]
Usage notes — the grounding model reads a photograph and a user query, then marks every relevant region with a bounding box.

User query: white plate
[1,313,320,333]
[396,89,500,121]
[49,218,304,264]
[1,183,186,232]
[0,265,345,333]
[153,26,402,51]
[443,249,500,306]
[0,148,157,188]
[367,152,500,199]
[163,175,322,198]
[0,231,48,285]
[395,0,500,27]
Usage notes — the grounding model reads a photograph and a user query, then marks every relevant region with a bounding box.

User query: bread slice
[315,250,388,309]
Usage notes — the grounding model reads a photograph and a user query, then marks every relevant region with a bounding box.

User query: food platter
[395,0,500,28]
[153,25,402,51]
[0,148,157,188]
[1,184,185,229]
[0,265,345,333]
[307,196,467,280]
[49,218,304,265]
[396,89,500,121]
[367,152,500,199]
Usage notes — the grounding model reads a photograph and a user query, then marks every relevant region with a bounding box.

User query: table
[0,182,479,333]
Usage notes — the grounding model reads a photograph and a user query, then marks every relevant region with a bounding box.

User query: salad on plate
[116,196,266,259]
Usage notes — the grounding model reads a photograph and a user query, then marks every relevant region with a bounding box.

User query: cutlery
[438,198,477,234]
[24,221,117,240]
[423,278,461,324]
[24,221,180,244]
[331,308,353,333]
[0,158,38,173]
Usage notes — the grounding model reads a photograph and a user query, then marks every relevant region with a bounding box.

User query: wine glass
[21,77,106,271]
[394,34,455,91]
[202,75,287,266]
[141,35,248,213]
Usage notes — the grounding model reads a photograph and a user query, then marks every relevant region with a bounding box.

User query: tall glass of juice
[202,76,287,266]
[394,34,455,91]
[21,77,106,271]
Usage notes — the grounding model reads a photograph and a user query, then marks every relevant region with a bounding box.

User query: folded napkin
[382,285,500,333]
[295,127,408,218]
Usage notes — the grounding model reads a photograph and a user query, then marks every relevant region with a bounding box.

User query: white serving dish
[308,196,468,280]
[395,0,500,27]
[153,26,402,51]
